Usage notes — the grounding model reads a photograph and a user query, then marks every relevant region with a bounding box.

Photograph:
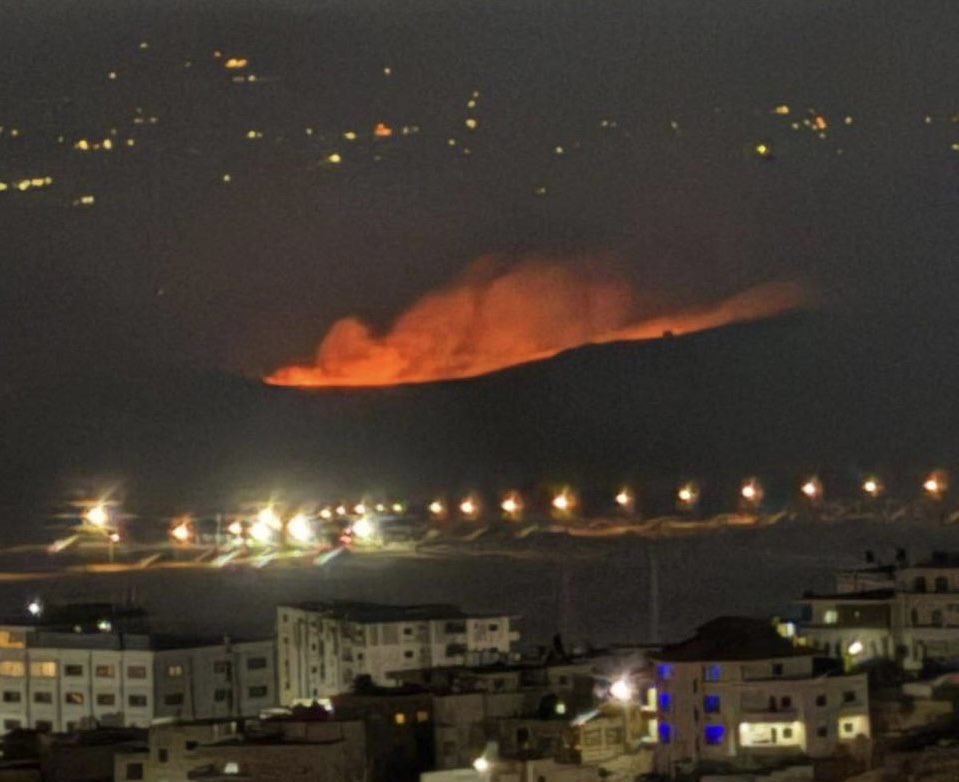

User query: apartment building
[0,604,276,732]
[652,617,870,777]
[277,602,519,703]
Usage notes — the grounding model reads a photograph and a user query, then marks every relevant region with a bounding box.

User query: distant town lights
[740,479,763,505]
[351,517,375,540]
[500,492,523,516]
[615,488,633,508]
[286,514,313,543]
[801,478,822,500]
[924,472,947,499]
[26,599,42,618]
[429,500,445,517]
[862,477,882,498]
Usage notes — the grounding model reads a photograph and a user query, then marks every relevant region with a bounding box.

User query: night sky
[3,0,958,390]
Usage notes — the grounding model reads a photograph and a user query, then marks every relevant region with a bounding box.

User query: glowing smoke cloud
[265,258,806,388]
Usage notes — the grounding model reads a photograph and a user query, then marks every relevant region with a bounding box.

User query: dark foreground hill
[2,309,958,536]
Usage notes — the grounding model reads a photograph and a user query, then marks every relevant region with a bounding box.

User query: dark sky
[2,0,958,387]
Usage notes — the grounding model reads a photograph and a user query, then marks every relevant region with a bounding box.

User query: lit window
[95,664,115,678]
[416,710,429,723]
[65,692,84,705]
[656,664,674,680]
[224,763,240,775]
[127,666,147,680]
[704,725,725,745]
[704,665,721,682]
[704,695,721,714]
[0,661,25,677]
[29,662,56,678]
[166,665,184,678]
[659,691,672,711]
[824,610,838,625]
[394,712,407,725]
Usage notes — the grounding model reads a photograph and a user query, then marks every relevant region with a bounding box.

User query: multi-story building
[0,604,276,732]
[652,617,870,777]
[113,712,366,782]
[795,551,959,671]
[277,602,519,703]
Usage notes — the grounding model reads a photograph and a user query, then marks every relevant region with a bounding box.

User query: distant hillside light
[551,490,575,514]
[26,599,42,618]
[740,478,763,506]
[677,482,700,509]
[862,477,882,498]
[459,497,479,518]
[615,488,634,509]
[429,500,445,518]
[500,492,523,516]
[924,472,947,499]
[801,477,822,500]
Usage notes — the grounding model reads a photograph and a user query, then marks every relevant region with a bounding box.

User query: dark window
[64,664,83,677]
[445,621,466,634]
[817,725,828,738]
[158,749,169,763]
[783,727,793,739]
[214,688,231,702]
[816,694,827,707]
[33,691,52,704]
[558,675,568,685]
[213,661,231,675]
[403,627,413,635]
[163,693,184,706]
[96,693,116,706]
[186,741,198,750]
[248,685,268,698]
[772,663,784,676]
[3,719,20,731]
[935,577,949,593]
[35,720,52,732]
[843,690,856,704]
[781,696,792,708]
[703,694,721,713]
[446,643,467,656]
[65,692,84,705]
[915,577,927,593]
[404,650,414,659]
[489,624,499,632]
[129,694,148,708]
[246,657,267,671]
[95,664,115,678]
[517,727,530,745]
[127,666,147,680]
[932,610,944,627]
[2,691,21,703]
[126,762,144,781]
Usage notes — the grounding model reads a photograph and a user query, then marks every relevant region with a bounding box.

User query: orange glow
[374,123,393,138]
[224,58,249,70]
[801,477,822,500]
[740,478,763,505]
[862,477,882,498]
[265,258,806,388]
[552,489,576,514]
[677,482,700,508]
[924,471,948,499]
[500,491,523,517]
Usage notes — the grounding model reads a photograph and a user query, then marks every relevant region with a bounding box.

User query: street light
[740,478,763,507]
[500,491,523,518]
[472,757,491,774]
[287,513,313,543]
[551,489,576,515]
[26,599,42,618]
[801,477,822,501]
[615,488,635,511]
[459,496,480,519]
[609,677,634,702]
[862,477,882,498]
[85,505,109,527]
[677,482,699,510]
[428,500,446,519]
[924,471,948,500]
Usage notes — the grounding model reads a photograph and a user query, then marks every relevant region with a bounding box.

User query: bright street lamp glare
[609,677,633,702]
[353,503,366,516]
[227,520,244,537]
[501,493,521,514]
[615,489,631,507]
[863,478,880,497]
[26,600,42,618]
[171,522,191,543]
[319,507,333,520]
[257,507,279,528]
[459,498,477,516]
[86,505,109,527]
[352,517,375,540]
[429,500,444,516]
[802,479,820,499]
[472,757,491,774]
[287,513,313,543]
[391,502,404,514]
[552,492,572,512]
[847,640,864,656]
[249,521,273,543]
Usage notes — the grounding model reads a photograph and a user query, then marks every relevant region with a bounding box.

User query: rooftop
[654,617,810,663]
[909,552,959,569]
[284,601,511,624]
[796,589,896,602]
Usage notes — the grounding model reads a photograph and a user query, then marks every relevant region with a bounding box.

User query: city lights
[85,505,109,527]
[249,520,274,544]
[351,517,375,540]
[319,507,333,520]
[551,489,575,514]
[847,640,864,656]
[26,599,42,618]
[353,503,367,516]
[459,496,479,518]
[615,488,634,509]
[429,500,445,518]
[286,513,313,543]
[391,502,404,514]
[257,507,280,528]
[677,482,700,509]
[801,477,822,501]
[500,492,523,517]
[924,472,947,499]
[472,757,490,774]
[862,477,882,498]
[227,520,244,537]
[740,478,763,506]
[170,517,193,543]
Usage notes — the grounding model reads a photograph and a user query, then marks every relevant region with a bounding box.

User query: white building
[652,618,870,777]
[0,604,276,733]
[278,602,519,704]
[795,551,959,671]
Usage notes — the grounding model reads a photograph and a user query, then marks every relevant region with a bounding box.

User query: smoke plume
[265,257,805,388]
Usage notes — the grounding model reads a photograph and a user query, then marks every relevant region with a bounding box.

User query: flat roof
[283,601,513,624]
[653,617,811,663]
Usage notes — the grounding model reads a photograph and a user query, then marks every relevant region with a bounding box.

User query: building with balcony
[651,617,870,777]
[277,602,519,703]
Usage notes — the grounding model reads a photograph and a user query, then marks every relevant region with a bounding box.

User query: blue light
[705,725,725,745]
[659,691,672,711]
[704,664,721,682]
[657,663,674,680]
[658,723,672,744]
[704,694,721,713]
